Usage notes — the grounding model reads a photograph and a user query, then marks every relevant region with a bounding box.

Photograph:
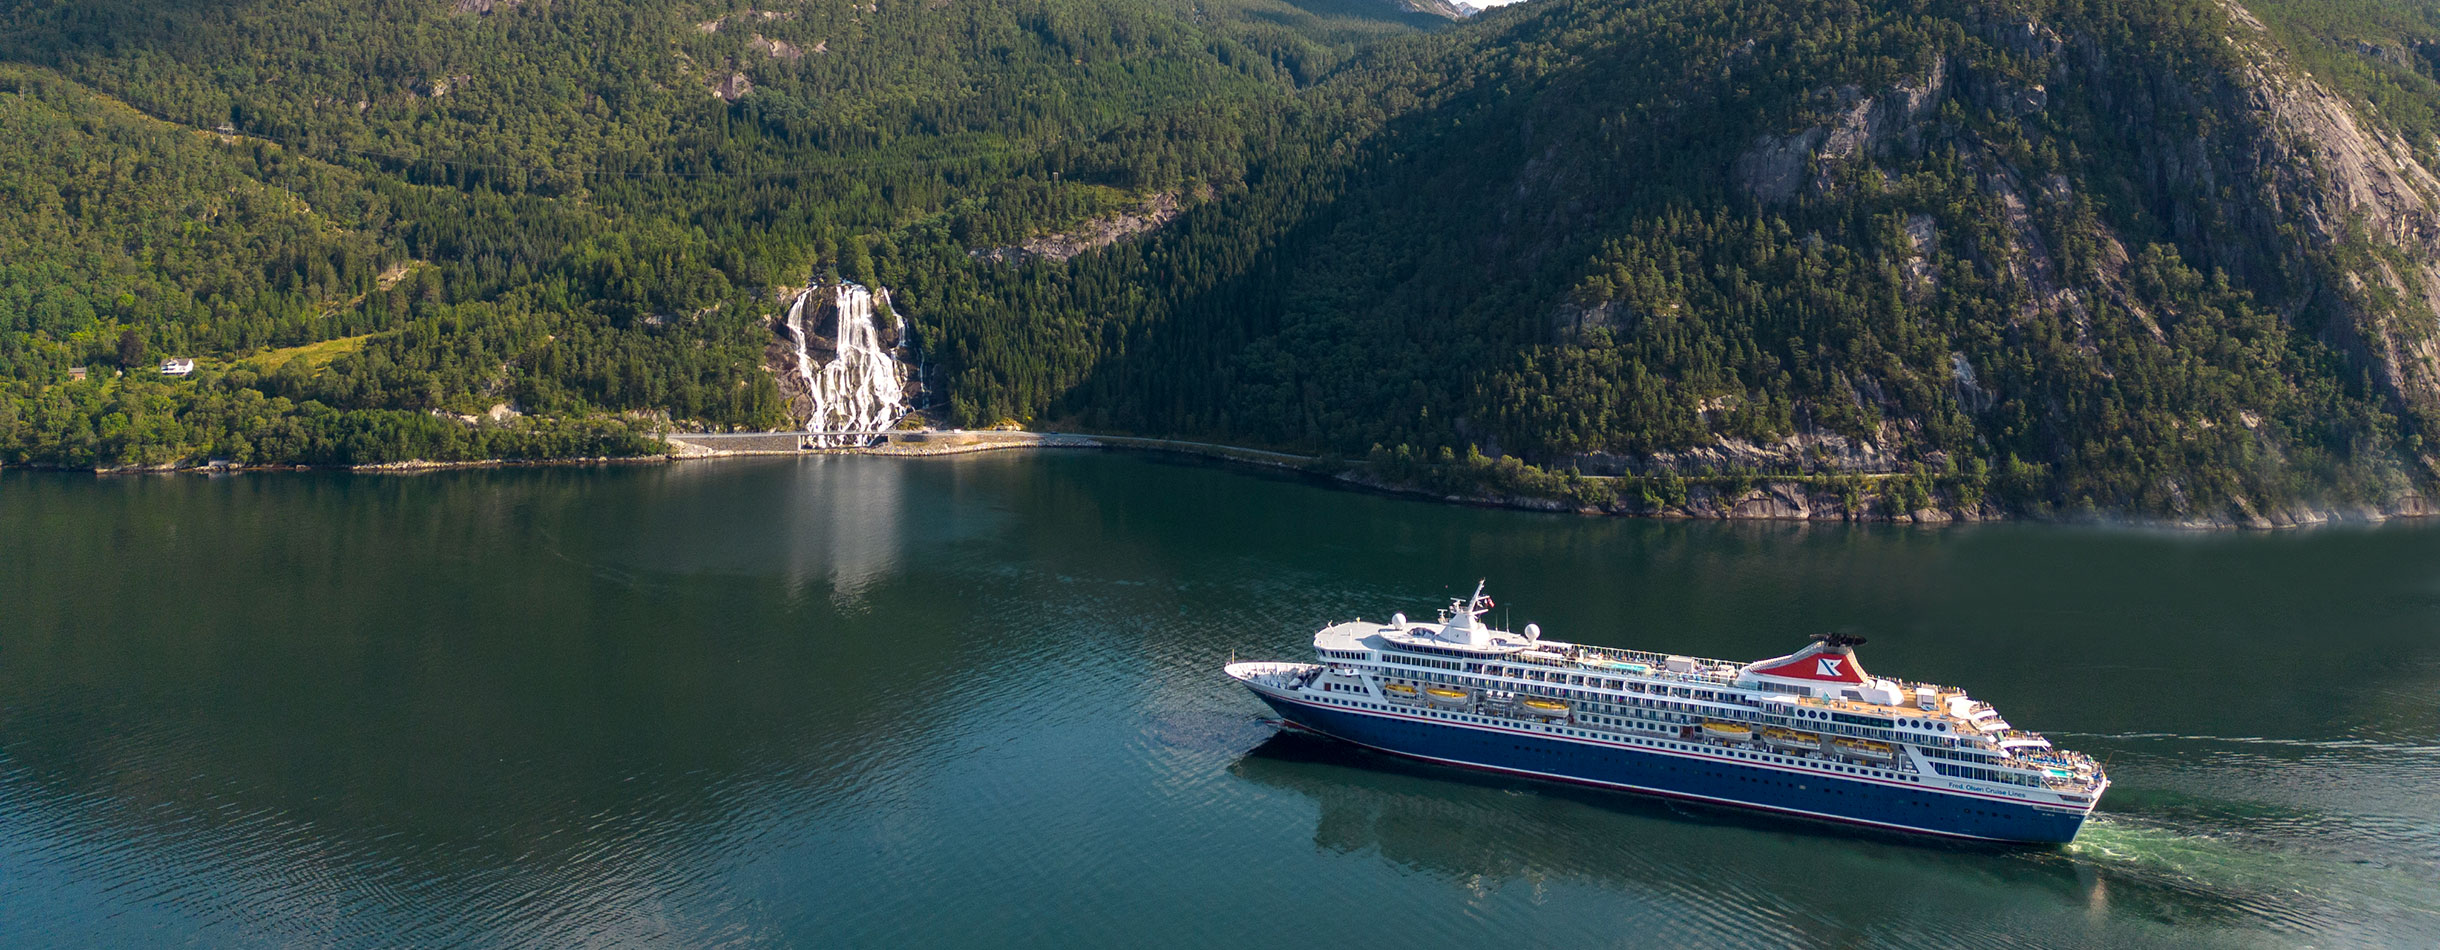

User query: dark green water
[3,454,2436,948]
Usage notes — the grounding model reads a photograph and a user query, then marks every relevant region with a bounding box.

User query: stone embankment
[653,429,2438,529]
[663,432,815,456]
[665,428,1301,462]
[866,430,1101,456]
[663,429,1098,457]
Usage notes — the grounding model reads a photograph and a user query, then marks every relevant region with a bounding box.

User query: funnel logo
[1756,650,1864,682]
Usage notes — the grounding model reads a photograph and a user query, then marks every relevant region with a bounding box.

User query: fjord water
[3,456,2436,949]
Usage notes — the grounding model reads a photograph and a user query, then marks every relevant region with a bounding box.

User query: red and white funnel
[1739,633,1872,695]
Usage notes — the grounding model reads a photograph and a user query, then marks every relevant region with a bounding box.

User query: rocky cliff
[980,0,2440,524]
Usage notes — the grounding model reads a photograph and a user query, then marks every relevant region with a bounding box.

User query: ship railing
[1881,677,1955,696]
[1542,647,1971,704]
[1498,648,1736,687]
[2014,751,2097,776]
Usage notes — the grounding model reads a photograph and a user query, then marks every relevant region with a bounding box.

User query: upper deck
[1319,618,1985,729]
[1242,581,2111,832]
[1311,595,2098,788]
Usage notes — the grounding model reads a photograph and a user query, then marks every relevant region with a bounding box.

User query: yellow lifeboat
[1426,686,1470,706]
[1519,698,1570,718]
[1383,683,1419,699]
[1762,727,1821,752]
[1833,738,1895,762]
[1701,720,1754,741]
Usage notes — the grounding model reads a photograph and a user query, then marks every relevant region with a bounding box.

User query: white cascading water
[783,282,909,447]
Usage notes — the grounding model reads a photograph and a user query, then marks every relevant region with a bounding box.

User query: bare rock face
[1571,431,1895,477]
[1734,57,1947,203]
[751,35,810,61]
[1723,483,1815,519]
[972,193,1182,264]
[2224,18,2440,248]
[1726,0,2440,457]
[1551,299,1625,340]
[1950,351,1993,413]
[711,71,754,102]
[1731,127,1825,204]
[1396,0,1473,21]
[2209,1,2440,432]
[451,0,522,15]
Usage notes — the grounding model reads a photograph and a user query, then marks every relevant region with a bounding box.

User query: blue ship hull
[1251,691,2088,844]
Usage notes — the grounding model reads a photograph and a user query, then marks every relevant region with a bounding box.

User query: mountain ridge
[9,0,2440,523]
[909,0,2440,522]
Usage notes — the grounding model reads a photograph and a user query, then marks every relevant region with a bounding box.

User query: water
[782,284,909,446]
[2,453,2436,948]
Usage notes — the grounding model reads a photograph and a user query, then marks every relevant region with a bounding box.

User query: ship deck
[1501,639,1983,728]
[1320,616,2095,790]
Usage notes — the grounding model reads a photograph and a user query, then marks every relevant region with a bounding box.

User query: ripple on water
[9,461,2440,948]
[2053,812,2440,944]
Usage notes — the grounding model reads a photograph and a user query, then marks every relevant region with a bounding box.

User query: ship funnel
[1737,635,1872,697]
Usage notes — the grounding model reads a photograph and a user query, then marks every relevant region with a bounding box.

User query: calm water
[3,453,2437,948]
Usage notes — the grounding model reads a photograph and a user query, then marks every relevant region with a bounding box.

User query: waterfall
[782,289,820,414]
[783,282,910,447]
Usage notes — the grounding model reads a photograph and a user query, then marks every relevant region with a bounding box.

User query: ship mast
[1449,579,1488,625]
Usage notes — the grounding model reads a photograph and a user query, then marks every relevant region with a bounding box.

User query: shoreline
[13,430,2428,530]
[663,430,2439,530]
[20,455,675,476]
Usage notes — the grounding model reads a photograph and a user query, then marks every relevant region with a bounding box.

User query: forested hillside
[0,0,1443,465]
[7,0,2440,523]
[923,0,2440,521]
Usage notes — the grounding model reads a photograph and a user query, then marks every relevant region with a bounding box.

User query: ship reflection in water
[1226,730,2353,944]
[3,455,2432,948]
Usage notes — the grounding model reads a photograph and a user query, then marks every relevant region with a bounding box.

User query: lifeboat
[1519,698,1570,718]
[1832,738,1895,763]
[1426,686,1470,706]
[1701,720,1754,741]
[1382,683,1419,700]
[1761,727,1821,752]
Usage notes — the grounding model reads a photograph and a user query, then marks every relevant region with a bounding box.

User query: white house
[160,358,196,376]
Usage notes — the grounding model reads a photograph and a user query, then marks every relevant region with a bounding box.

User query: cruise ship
[1225,584,2108,843]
